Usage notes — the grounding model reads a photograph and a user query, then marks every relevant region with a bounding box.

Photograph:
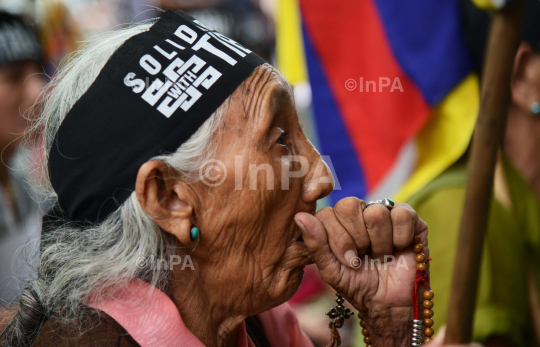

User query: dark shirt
[33,311,138,347]
[32,310,271,347]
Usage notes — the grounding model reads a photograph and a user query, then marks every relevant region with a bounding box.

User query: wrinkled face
[188,65,333,314]
[0,61,44,155]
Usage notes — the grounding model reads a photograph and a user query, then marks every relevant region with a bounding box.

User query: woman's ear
[512,42,540,113]
[135,160,195,245]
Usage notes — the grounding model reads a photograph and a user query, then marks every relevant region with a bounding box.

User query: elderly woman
[1,10,477,347]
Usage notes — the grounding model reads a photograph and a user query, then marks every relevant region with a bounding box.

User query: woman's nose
[301,148,334,203]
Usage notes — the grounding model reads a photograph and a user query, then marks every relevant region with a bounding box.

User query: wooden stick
[444,0,526,343]
[527,268,540,344]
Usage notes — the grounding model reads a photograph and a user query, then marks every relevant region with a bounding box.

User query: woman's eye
[277,132,289,146]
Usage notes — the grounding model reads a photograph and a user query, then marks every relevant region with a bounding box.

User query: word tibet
[124,19,251,118]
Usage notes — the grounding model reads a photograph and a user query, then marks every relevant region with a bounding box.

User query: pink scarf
[86,279,313,347]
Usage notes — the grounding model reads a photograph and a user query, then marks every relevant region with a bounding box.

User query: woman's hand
[295,197,428,346]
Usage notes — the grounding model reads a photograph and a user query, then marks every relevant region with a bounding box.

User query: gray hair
[1,19,231,346]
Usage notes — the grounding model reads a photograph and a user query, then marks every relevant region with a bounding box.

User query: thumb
[426,326,445,345]
[424,326,484,347]
[295,212,342,285]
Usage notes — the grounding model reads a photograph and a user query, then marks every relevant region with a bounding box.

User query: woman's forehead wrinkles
[233,67,270,120]
[227,65,292,129]
[245,69,273,119]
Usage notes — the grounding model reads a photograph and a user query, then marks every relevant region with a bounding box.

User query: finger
[414,216,429,264]
[415,217,429,258]
[316,207,358,267]
[294,212,342,285]
[363,203,393,257]
[390,203,416,250]
[416,215,429,245]
[333,197,370,256]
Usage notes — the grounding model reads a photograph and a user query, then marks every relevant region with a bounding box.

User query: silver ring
[365,198,395,211]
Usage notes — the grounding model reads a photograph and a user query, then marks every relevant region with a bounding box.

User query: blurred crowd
[1,0,540,346]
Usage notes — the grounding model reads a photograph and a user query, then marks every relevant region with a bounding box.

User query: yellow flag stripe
[276,0,308,84]
[395,74,479,202]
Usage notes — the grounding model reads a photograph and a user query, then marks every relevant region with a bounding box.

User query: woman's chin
[282,267,306,301]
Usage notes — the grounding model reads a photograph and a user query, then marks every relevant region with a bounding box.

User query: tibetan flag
[277,0,480,203]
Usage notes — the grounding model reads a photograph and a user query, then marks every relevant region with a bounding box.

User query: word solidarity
[124,18,252,117]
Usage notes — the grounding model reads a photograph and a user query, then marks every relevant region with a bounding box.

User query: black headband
[48,10,266,223]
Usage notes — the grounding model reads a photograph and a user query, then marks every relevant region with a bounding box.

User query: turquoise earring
[531,101,540,115]
[190,226,199,241]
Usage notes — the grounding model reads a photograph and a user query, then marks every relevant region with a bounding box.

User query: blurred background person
[405,1,540,346]
[0,10,45,304]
